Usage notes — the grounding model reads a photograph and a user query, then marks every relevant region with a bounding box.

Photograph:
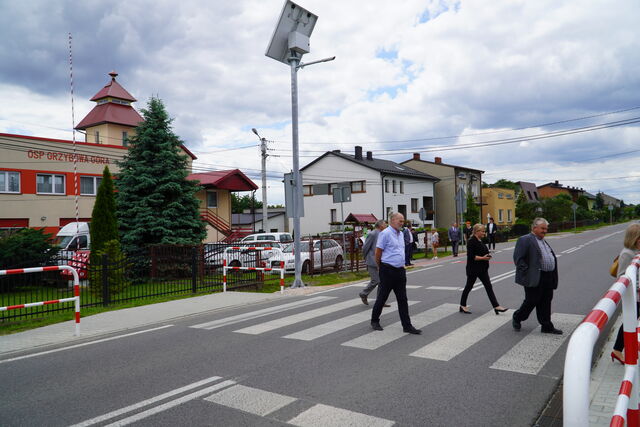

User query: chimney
[332,149,341,153]
[434,157,442,164]
[355,146,363,160]
[413,153,420,160]
[366,151,373,160]
[554,180,559,186]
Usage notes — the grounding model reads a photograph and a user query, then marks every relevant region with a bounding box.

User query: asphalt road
[0,223,629,426]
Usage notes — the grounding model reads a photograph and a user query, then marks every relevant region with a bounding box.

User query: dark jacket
[448,227,462,242]
[513,233,558,289]
[486,222,498,236]
[466,236,490,275]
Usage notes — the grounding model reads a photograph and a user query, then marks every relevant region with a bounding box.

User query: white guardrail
[564,255,640,427]
[222,246,286,294]
[0,265,81,336]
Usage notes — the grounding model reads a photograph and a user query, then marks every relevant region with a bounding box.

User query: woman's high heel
[459,306,472,314]
[494,307,508,315]
[611,351,624,365]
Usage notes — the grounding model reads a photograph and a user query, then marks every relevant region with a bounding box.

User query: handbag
[610,255,619,278]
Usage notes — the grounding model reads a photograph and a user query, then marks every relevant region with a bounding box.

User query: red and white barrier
[222,247,286,294]
[564,256,640,427]
[0,265,81,336]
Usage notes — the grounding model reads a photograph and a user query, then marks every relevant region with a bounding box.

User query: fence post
[101,253,110,307]
[191,246,198,293]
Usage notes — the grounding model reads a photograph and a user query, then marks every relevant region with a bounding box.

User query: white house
[295,146,439,236]
[232,208,289,235]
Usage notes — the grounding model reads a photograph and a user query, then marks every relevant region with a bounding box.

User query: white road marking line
[490,313,583,375]
[0,325,174,365]
[342,304,458,350]
[204,384,297,417]
[313,284,363,294]
[103,380,235,427]
[407,265,443,275]
[234,300,362,335]
[427,286,461,291]
[410,310,512,361]
[190,296,335,330]
[288,403,395,427]
[405,285,421,289]
[283,302,418,341]
[70,376,225,427]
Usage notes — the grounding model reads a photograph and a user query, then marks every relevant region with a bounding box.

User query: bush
[89,240,130,297]
[0,228,59,269]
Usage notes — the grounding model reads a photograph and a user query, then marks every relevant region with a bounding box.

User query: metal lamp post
[264,1,334,287]
[252,128,268,233]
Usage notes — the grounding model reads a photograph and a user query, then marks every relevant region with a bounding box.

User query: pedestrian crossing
[190,297,582,376]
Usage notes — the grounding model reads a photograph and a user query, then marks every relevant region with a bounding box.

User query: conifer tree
[115,97,205,258]
[90,166,119,254]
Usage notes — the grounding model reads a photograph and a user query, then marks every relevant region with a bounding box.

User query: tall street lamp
[252,128,268,233]
[264,1,334,287]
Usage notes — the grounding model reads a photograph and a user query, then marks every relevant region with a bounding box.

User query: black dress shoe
[360,295,368,305]
[541,327,563,335]
[512,314,521,331]
[403,327,422,335]
[371,322,383,331]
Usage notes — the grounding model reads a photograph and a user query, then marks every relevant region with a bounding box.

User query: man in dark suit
[448,222,462,257]
[512,218,562,334]
[486,217,498,250]
[463,221,473,246]
[403,223,415,266]
[359,220,389,306]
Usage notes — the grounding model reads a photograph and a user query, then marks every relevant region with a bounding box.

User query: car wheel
[334,255,343,271]
[301,260,310,274]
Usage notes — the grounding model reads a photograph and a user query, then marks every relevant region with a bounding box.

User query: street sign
[571,203,578,211]
[284,172,304,217]
[332,186,351,203]
[608,204,614,211]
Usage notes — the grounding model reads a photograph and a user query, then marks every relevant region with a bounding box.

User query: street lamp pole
[289,51,304,287]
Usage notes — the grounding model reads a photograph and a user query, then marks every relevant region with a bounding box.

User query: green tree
[490,179,518,191]
[231,193,262,213]
[595,192,604,210]
[0,228,59,268]
[540,193,573,223]
[515,190,538,224]
[116,97,206,259]
[90,166,119,254]
[463,192,480,224]
[576,195,589,210]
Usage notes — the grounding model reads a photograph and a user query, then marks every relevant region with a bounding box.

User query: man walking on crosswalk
[512,217,563,335]
[359,220,389,306]
[371,212,421,335]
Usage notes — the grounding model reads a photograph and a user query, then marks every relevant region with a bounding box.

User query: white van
[240,232,293,244]
[55,222,91,257]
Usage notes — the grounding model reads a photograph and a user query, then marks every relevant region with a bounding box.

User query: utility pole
[252,128,268,233]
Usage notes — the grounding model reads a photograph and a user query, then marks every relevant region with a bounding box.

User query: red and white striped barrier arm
[564,256,640,427]
[0,265,81,336]
[223,259,227,293]
[229,247,274,251]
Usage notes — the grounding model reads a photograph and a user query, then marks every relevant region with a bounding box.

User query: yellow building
[0,71,256,242]
[481,187,516,226]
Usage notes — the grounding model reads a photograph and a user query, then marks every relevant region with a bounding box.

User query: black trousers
[613,301,640,351]
[405,244,414,265]
[372,264,412,329]
[513,271,555,328]
[460,270,499,307]
[451,240,459,256]
[488,234,496,249]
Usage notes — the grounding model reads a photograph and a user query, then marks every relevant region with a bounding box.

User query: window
[329,183,338,195]
[506,193,513,199]
[122,131,128,147]
[351,181,365,193]
[303,185,313,196]
[498,209,504,223]
[507,209,513,223]
[498,193,504,199]
[0,171,20,193]
[527,191,532,200]
[384,180,389,193]
[411,198,418,213]
[207,191,218,208]
[400,181,404,194]
[392,180,397,193]
[330,209,337,223]
[37,174,65,194]
[95,131,100,144]
[80,176,102,195]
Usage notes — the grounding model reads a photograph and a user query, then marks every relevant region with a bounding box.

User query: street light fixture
[264,0,334,288]
[252,128,268,233]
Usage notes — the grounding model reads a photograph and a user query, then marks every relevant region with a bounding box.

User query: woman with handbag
[459,223,508,314]
[611,223,640,364]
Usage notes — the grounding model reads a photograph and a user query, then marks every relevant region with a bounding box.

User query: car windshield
[282,242,310,253]
[54,235,73,248]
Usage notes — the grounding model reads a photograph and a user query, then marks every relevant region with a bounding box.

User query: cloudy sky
[1,0,639,204]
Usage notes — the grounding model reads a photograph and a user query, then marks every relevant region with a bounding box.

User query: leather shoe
[541,327,563,335]
[371,322,383,331]
[512,314,521,331]
[360,295,368,305]
[403,327,422,335]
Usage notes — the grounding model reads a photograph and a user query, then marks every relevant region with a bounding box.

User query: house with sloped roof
[297,146,439,235]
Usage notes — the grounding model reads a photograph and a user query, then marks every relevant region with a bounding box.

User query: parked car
[240,232,293,244]
[269,239,343,274]
[204,241,284,269]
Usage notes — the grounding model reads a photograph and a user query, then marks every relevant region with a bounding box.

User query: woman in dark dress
[459,223,508,314]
